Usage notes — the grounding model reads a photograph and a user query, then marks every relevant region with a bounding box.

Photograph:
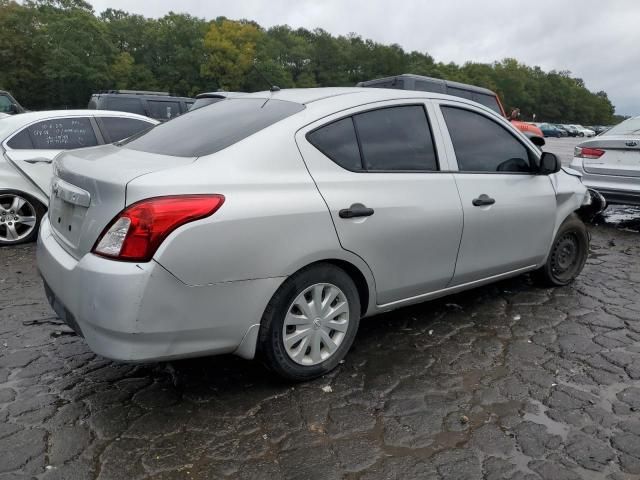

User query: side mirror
[539,152,561,175]
[8,104,19,114]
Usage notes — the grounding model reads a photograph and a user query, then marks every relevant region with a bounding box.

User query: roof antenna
[252,62,280,92]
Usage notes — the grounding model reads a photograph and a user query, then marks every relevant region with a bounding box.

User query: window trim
[3,115,103,151]
[305,103,441,173]
[438,103,540,175]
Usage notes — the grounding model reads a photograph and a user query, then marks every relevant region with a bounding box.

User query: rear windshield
[605,117,640,136]
[123,98,304,157]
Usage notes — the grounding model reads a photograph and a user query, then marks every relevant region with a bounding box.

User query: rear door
[435,101,557,285]
[297,100,464,305]
[4,116,100,196]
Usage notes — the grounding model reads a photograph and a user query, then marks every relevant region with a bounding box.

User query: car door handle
[24,157,53,164]
[339,203,375,219]
[472,194,496,207]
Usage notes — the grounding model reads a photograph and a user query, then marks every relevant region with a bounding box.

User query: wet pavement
[1,207,640,480]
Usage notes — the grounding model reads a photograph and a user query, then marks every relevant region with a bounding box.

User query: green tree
[201,19,262,91]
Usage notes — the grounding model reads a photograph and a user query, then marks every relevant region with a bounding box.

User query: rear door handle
[472,194,495,207]
[339,203,375,219]
[24,157,53,164]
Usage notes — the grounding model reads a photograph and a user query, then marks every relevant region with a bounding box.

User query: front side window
[354,105,438,171]
[442,106,532,173]
[147,101,181,120]
[9,117,97,150]
[100,117,154,143]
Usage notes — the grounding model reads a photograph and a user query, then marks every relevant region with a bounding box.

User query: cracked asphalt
[2,202,640,478]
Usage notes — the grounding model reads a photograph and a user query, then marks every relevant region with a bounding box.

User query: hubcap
[283,283,350,366]
[0,194,37,244]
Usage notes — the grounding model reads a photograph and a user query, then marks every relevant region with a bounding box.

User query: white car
[0,113,9,119]
[570,124,596,137]
[0,110,157,245]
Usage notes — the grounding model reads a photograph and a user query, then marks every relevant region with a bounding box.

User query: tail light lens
[93,195,225,262]
[574,146,605,159]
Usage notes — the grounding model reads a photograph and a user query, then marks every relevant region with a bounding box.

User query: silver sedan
[38,88,592,381]
[570,116,640,206]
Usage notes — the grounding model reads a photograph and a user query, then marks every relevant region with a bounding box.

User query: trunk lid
[581,135,640,178]
[49,145,195,258]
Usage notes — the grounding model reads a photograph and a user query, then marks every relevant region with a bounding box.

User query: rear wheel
[258,264,361,382]
[535,214,589,286]
[0,191,45,246]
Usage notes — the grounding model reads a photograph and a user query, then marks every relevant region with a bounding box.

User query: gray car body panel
[38,88,587,362]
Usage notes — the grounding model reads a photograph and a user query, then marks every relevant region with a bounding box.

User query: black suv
[88,90,194,122]
[0,90,26,115]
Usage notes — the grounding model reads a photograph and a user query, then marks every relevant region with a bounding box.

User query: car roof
[243,86,490,106]
[240,87,505,119]
[0,110,157,140]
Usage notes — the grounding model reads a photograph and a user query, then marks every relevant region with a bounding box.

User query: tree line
[1,0,617,124]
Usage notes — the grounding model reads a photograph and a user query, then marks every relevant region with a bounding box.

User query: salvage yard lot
[1,139,640,479]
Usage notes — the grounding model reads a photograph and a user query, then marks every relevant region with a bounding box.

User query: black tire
[534,214,589,287]
[258,263,361,382]
[0,190,46,247]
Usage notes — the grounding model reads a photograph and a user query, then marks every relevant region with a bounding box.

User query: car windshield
[605,117,640,135]
[123,98,305,157]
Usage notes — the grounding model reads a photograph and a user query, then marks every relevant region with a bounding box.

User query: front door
[436,102,557,285]
[297,101,464,305]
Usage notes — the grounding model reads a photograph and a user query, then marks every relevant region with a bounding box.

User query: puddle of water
[522,398,571,441]
[598,206,640,232]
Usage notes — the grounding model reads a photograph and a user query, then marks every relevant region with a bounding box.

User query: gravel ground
[1,137,640,479]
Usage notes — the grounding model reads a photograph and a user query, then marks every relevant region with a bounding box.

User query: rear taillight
[574,146,605,159]
[93,195,225,262]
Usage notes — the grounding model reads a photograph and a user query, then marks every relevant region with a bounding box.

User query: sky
[87,0,640,116]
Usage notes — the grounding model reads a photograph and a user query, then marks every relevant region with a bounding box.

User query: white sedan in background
[0,110,157,246]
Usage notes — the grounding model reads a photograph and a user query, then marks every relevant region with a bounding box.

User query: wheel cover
[283,283,350,366]
[0,194,37,243]
[550,232,581,282]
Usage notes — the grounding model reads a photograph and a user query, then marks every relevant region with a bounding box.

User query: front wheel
[258,264,361,382]
[0,191,45,246]
[534,214,589,286]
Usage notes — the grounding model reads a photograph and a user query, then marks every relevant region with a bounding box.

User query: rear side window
[307,118,362,170]
[442,106,532,173]
[100,117,154,143]
[147,100,181,120]
[123,98,305,157]
[104,97,146,116]
[7,129,34,149]
[9,118,98,150]
[354,106,438,171]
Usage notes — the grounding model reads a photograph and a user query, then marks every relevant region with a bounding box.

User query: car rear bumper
[569,159,640,206]
[37,217,283,362]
